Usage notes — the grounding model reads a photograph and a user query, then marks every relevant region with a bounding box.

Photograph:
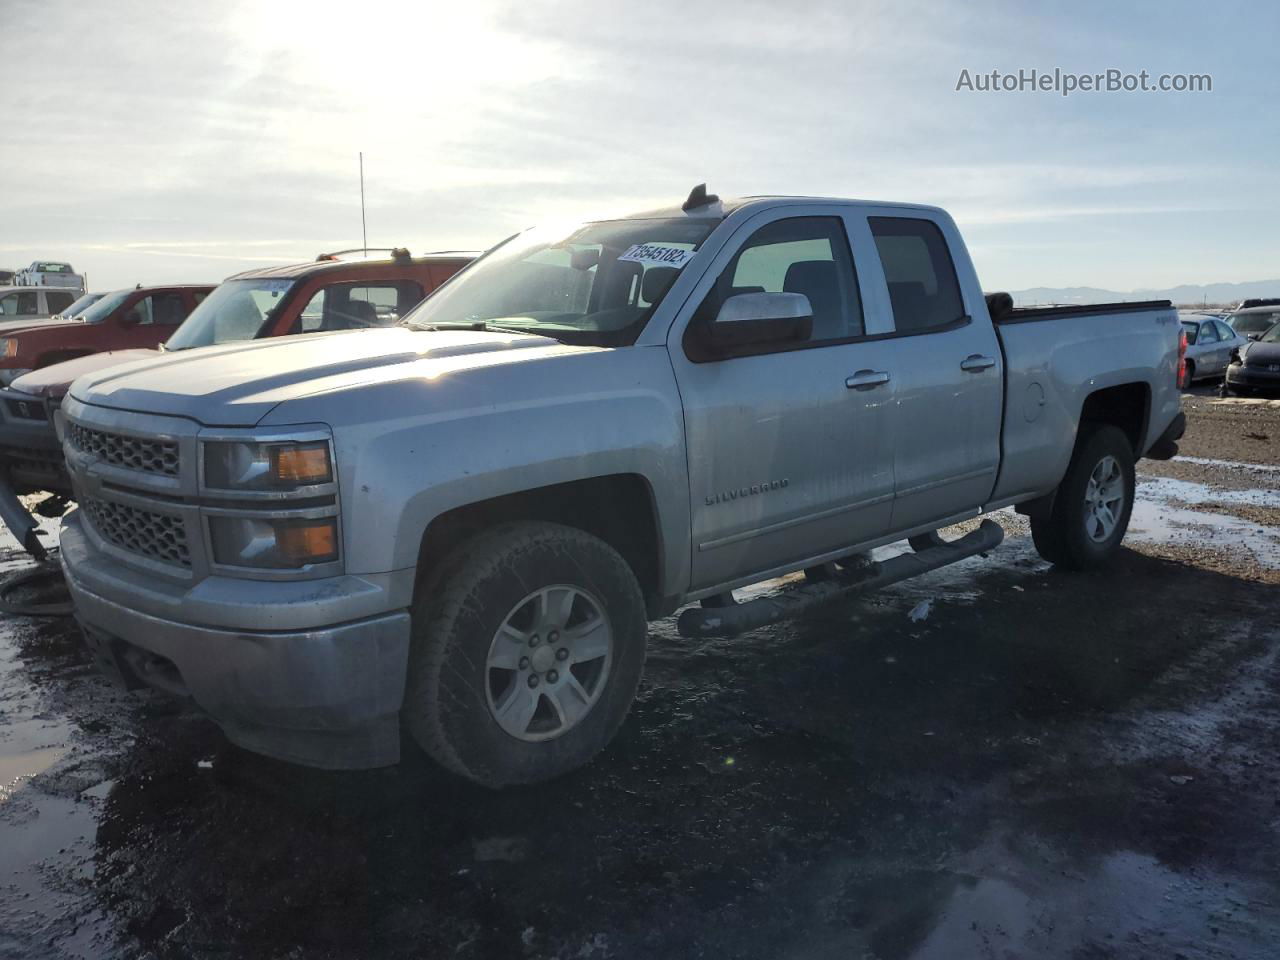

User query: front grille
[5,398,47,421]
[0,444,65,484]
[82,496,191,568]
[69,424,179,477]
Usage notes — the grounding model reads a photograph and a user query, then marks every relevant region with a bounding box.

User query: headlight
[204,439,333,490]
[209,516,339,568]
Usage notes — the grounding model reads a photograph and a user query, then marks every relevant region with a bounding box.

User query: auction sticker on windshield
[618,243,695,268]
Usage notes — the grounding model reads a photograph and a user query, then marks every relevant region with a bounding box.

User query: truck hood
[1242,341,1280,366]
[0,317,80,335]
[69,327,596,426]
[11,349,157,399]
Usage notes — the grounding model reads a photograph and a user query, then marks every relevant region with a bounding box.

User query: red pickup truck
[0,284,214,386]
[0,249,474,556]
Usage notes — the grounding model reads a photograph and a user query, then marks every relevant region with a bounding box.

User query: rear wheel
[1030,425,1136,570]
[403,522,647,787]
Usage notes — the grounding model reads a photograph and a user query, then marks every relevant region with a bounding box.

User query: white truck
[15,260,85,292]
[58,189,1185,786]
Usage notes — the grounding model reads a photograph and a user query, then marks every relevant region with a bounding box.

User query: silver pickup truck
[57,190,1185,786]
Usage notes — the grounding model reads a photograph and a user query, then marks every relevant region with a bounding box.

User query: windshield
[165,278,295,350]
[78,289,131,324]
[403,217,719,346]
[1228,311,1280,335]
[1261,323,1280,344]
[56,292,104,318]
[1181,320,1199,345]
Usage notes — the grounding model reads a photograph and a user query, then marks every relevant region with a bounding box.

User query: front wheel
[1030,425,1136,570]
[403,522,647,787]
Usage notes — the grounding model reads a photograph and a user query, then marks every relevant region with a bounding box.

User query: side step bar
[677,519,1005,639]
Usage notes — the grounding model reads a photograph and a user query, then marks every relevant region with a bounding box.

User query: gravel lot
[1,387,1278,960]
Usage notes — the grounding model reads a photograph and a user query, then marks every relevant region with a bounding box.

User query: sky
[3,0,1277,293]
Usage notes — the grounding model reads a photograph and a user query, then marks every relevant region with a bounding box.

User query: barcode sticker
[617,244,695,268]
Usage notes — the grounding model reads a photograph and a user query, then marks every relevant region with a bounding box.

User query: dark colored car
[1224,320,1280,396]
[0,249,474,556]
[1223,305,1280,341]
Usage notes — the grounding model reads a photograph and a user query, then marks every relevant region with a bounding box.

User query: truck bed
[988,296,1181,506]
[996,299,1173,323]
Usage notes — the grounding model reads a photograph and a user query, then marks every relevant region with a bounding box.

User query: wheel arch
[1078,381,1151,456]
[414,473,667,618]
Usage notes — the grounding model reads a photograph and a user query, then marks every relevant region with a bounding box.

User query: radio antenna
[359,152,368,255]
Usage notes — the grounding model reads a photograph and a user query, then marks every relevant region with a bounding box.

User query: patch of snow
[907,600,932,622]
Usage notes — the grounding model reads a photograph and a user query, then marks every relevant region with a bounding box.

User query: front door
[670,212,898,591]
[117,291,193,348]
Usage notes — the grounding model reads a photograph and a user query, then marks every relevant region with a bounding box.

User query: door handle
[960,354,996,372]
[846,370,891,390]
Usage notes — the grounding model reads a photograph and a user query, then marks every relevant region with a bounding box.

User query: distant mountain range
[1008,280,1280,307]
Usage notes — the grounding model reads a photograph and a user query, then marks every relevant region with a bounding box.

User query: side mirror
[701,292,813,352]
[1248,333,1262,341]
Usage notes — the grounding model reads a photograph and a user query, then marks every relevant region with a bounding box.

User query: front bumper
[61,510,413,769]
[1226,363,1280,390]
[0,387,66,556]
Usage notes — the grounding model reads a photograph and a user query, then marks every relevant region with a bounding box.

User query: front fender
[263,346,691,598]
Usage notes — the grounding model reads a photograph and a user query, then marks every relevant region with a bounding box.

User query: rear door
[45,290,76,316]
[669,208,899,590]
[864,215,1004,532]
[1195,320,1224,374]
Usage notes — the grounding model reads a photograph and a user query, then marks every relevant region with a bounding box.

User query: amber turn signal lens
[271,442,331,485]
[275,519,338,565]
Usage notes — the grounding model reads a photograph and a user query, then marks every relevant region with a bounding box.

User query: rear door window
[868,217,966,333]
[46,291,75,314]
[1198,322,1220,344]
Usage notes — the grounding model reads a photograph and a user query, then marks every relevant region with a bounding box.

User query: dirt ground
[1,386,1278,960]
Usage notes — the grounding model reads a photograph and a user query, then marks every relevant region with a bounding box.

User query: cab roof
[619,194,947,222]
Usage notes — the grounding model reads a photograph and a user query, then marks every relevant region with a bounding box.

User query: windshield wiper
[413,320,557,339]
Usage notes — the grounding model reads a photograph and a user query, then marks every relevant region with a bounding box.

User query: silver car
[1179,312,1249,387]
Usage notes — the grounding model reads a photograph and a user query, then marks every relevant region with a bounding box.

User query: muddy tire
[1030,425,1136,571]
[404,522,647,788]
